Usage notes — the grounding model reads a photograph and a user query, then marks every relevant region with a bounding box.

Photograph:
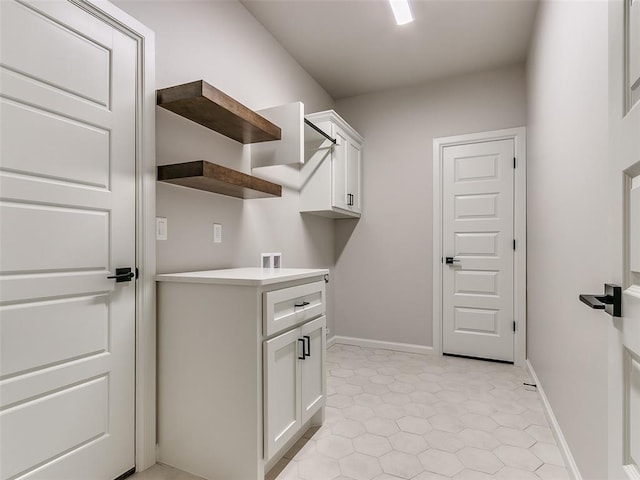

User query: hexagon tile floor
[133,344,570,480]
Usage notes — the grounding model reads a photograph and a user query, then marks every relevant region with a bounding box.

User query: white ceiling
[241,0,539,99]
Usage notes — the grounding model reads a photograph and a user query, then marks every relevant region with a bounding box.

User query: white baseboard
[330,335,434,356]
[526,360,582,480]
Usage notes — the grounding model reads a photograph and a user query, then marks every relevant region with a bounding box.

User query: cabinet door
[263,328,301,462]
[300,316,326,424]
[331,126,349,211]
[346,139,362,214]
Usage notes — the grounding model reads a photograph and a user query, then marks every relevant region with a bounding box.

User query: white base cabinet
[300,110,364,218]
[264,315,326,460]
[156,268,328,480]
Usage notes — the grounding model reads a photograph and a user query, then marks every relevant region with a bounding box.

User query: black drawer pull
[294,301,310,308]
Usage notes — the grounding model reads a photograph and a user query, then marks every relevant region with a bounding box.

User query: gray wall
[114,0,337,331]
[526,1,609,478]
[332,65,526,346]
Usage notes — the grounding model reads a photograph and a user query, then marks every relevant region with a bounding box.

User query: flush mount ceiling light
[388,0,414,25]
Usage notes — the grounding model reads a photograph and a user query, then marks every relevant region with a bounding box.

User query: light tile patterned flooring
[133,344,570,480]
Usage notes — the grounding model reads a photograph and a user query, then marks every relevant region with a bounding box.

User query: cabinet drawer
[263,281,325,336]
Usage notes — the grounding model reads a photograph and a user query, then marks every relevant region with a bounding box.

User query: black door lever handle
[579,284,621,317]
[579,294,609,309]
[108,267,135,283]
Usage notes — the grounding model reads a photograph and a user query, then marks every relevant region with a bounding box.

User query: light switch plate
[156,217,167,241]
[213,223,222,244]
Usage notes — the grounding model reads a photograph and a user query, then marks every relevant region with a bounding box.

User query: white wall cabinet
[156,268,328,480]
[264,315,326,461]
[301,110,364,218]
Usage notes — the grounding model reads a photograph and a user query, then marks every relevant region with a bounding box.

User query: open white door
[0,1,138,478]
[607,0,640,478]
[442,139,515,362]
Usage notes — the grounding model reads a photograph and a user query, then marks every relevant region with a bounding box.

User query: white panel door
[0,1,137,479]
[442,139,515,362]
[608,1,640,477]
[263,328,301,462]
[300,315,326,424]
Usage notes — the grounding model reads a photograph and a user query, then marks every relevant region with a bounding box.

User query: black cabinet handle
[303,335,311,357]
[294,301,310,308]
[579,283,622,317]
[298,338,306,360]
[107,267,135,283]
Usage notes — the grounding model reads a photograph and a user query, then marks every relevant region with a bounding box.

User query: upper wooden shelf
[157,161,282,199]
[156,80,282,144]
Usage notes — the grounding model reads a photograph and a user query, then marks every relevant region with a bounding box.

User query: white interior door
[608,0,640,477]
[442,139,515,362]
[0,1,137,478]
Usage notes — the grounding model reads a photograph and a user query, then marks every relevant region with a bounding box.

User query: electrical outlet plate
[261,252,282,269]
[213,223,222,243]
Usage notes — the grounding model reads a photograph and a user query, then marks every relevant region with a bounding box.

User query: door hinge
[513,239,516,251]
[513,321,516,332]
[513,157,516,169]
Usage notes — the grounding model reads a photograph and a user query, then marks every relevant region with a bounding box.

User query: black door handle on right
[579,283,622,317]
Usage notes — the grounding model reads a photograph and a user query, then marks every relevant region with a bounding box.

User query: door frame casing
[72,0,157,471]
[432,127,526,366]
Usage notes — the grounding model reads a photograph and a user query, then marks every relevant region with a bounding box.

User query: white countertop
[156,267,329,286]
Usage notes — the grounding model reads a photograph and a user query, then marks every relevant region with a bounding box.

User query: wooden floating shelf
[157,161,282,199]
[156,80,281,144]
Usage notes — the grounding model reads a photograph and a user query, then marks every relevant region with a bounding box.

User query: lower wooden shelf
[157,161,282,199]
